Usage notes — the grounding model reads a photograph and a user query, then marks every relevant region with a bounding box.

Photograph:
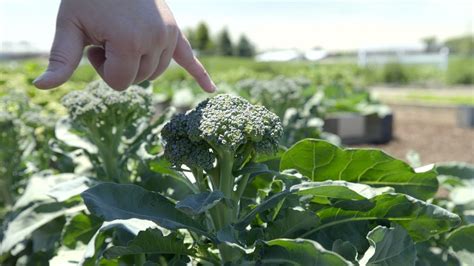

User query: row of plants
[1,80,473,265]
[1,55,473,107]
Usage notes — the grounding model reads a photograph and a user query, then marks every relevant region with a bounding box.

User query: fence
[357,48,450,70]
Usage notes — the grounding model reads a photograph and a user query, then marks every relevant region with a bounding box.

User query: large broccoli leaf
[280,139,438,200]
[81,183,210,237]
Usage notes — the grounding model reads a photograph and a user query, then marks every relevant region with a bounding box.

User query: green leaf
[257,238,352,265]
[264,209,319,240]
[332,240,358,262]
[55,117,98,154]
[50,245,88,266]
[435,162,474,180]
[176,191,224,216]
[305,193,460,242]
[314,222,370,255]
[235,191,290,230]
[62,213,102,249]
[415,242,461,266]
[104,228,192,259]
[13,172,81,210]
[446,224,474,252]
[0,201,84,254]
[83,218,157,265]
[234,162,275,178]
[31,216,66,253]
[48,176,95,202]
[81,183,209,237]
[280,139,438,200]
[236,181,379,230]
[359,225,416,266]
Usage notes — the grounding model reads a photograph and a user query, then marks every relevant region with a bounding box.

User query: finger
[134,53,160,84]
[149,48,173,80]
[102,44,141,91]
[173,31,216,93]
[87,46,106,79]
[34,18,84,89]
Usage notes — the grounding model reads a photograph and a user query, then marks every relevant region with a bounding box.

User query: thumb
[173,31,216,93]
[34,19,84,89]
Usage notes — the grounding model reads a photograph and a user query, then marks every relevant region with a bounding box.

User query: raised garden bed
[457,105,474,128]
[323,112,393,144]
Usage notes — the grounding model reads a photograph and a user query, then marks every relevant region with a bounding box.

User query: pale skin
[34,0,216,92]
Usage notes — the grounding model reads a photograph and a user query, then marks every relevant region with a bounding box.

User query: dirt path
[351,104,474,164]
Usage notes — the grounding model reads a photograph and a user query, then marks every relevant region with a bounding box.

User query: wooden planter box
[323,112,393,145]
[457,105,474,128]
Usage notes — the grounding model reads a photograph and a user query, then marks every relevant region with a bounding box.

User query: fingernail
[33,74,45,85]
[210,81,217,92]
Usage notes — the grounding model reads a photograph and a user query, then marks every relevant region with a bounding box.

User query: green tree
[184,28,197,48]
[236,35,255,57]
[444,35,474,55]
[422,36,438,53]
[216,28,234,56]
[195,22,212,52]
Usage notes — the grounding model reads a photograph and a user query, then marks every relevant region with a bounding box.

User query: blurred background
[1,0,473,164]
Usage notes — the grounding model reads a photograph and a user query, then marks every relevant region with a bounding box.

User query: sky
[0,0,473,52]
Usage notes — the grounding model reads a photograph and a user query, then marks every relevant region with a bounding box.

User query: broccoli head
[62,81,153,135]
[162,94,283,171]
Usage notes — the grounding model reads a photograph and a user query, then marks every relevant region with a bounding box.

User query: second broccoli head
[61,81,153,142]
[161,94,283,170]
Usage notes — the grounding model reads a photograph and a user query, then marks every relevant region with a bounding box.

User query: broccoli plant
[0,112,21,207]
[236,77,329,146]
[0,92,57,207]
[60,81,156,182]
[80,94,461,265]
[161,94,282,239]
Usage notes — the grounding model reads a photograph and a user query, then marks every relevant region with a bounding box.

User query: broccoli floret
[161,94,282,204]
[161,114,215,170]
[61,81,154,182]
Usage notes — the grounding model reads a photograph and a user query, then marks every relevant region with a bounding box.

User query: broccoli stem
[88,122,130,183]
[233,173,250,203]
[217,150,234,197]
[192,168,207,192]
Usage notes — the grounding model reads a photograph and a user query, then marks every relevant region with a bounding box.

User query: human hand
[34,0,216,92]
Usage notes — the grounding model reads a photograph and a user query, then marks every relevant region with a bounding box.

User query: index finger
[172,31,216,93]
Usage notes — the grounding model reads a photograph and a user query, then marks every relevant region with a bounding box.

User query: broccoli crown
[61,81,153,130]
[162,94,283,169]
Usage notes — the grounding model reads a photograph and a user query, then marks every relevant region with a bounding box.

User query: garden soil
[352,104,474,164]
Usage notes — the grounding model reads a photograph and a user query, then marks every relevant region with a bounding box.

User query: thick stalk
[211,151,241,264]
[99,145,126,183]
[218,151,234,197]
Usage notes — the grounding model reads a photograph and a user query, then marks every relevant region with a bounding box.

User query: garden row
[1,75,473,265]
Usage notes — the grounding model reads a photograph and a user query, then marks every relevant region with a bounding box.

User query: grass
[405,92,474,106]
